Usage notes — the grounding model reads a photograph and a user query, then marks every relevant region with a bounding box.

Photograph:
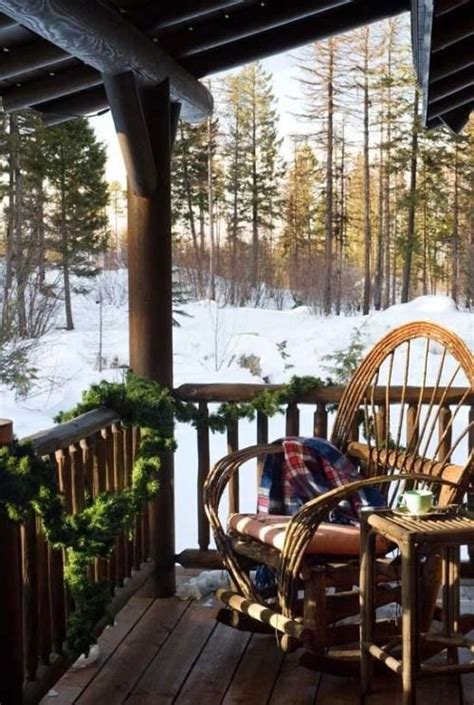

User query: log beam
[0,0,212,121]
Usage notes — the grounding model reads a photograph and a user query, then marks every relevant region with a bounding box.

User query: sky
[90,50,306,187]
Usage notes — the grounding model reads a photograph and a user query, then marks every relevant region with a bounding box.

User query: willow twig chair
[204,322,473,660]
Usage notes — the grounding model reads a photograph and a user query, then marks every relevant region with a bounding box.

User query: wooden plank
[269,651,320,705]
[127,602,217,704]
[49,596,154,696]
[222,634,284,705]
[315,669,362,704]
[75,599,188,705]
[173,622,251,705]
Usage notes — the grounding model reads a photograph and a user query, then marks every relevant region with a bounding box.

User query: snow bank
[1,270,472,551]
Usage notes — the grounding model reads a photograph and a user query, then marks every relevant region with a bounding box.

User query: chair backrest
[331,321,473,506]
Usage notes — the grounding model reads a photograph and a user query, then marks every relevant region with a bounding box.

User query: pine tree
[43,118,109,330]
[280,140,320,294]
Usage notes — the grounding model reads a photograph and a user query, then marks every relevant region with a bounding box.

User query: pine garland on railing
[0,371,331,657]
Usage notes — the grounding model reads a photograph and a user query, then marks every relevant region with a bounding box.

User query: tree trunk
[207,103,216,300]
[401,89,419,304]
[374,122,384,310]
[322,39,334,316]
[63,259,74,330]
[362,28,371,315]
[450,140,459,303]
[180,123,202,288]
[251,73,259,290]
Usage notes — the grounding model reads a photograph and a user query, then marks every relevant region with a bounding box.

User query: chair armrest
[277,473,459,617]
[203,442,282,601]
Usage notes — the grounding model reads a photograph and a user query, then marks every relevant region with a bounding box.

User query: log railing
[0,411,151,705]
[174,383,474,569]
[1,382,473,703]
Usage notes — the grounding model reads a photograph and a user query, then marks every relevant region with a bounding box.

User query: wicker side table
[359,507,474,705]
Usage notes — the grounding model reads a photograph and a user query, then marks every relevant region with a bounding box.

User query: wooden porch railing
[0,411,152,705]
[1,383,473,704]
[173,383,474,569]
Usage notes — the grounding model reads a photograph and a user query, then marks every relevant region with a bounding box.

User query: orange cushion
[228,513,391,556]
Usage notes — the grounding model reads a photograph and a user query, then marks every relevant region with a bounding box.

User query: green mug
[400,489,433,515]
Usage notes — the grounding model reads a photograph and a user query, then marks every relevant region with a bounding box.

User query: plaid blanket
[257,437,385,525]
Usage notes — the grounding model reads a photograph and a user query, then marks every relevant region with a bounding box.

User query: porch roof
[0,1,471,131]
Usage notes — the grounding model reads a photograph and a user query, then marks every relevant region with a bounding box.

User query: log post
[125,79,177,596]
[0,419,24,705]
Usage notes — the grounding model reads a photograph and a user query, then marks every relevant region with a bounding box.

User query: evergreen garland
[0,371,330,657]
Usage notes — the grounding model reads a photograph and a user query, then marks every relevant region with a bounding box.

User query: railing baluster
[103,426,117,588]
[197,401,210,551]
[94,432,108,582]
[113,423,125,586]
[314,403,328,439]
[37,520,52,665]
[438,404,452,463]
[132,426,143,570]
[0,428,23,705]
[124,427,134,577]
[227,418,239,514]
[256,410,268,488]
[50,452,66,654]
[22,517,39,681]
[285,402,300,436]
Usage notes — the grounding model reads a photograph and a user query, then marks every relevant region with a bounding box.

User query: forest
[0,17,472,392]
[170,18,473,314]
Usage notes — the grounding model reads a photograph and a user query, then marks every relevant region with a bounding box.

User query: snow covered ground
[1,269,472,550]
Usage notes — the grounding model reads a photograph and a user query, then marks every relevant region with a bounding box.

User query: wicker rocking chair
[204,322,473,662]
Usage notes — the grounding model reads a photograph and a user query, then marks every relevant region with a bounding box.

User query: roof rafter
[182,0,410,77]
[159,0,351,57]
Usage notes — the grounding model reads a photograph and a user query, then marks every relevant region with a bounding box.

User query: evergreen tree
[43,119,109,330]
[221,63,282,302]
[280,140,320,292]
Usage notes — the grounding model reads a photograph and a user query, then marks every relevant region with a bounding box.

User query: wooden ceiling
[412,0,473,131]
[0,0,471,130]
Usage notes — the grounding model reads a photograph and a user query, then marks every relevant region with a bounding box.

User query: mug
[400,489,433,515]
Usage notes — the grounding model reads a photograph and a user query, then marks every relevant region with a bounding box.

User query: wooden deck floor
[40,571,474,705]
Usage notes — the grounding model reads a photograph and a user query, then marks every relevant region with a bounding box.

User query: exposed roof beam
[0,0,212,121]
[434,0,471,16]
[39,86,109,126]
[430,39,473,81]
[428,87,473,118]
[183,0,410,77]
[428,66,474,103]
[0,39,69,80]
[2,65,100,111]
[162,0,351,57]
[431,5,474,52]
[136,0,246,32]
